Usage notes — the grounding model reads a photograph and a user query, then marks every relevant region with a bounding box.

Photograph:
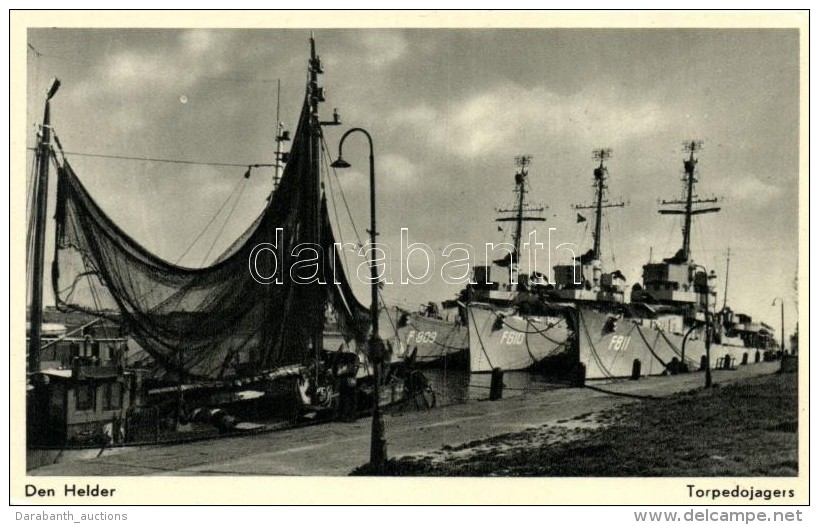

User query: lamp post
[693,264,715,388]
[331,127,388,472]
[772,297,785,356]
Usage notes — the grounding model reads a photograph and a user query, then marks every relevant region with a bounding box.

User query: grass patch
[352,372,797,477]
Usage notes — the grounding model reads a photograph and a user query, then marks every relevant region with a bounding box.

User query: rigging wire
[695,216,708,266]
[173,176,247,266]
[321,144,352,276]
[49,132,254,269]
[660,210,678,260]
[326,152,364,247]
[320,135,398,317]
[26,151,40,300]
[605,211,617,268]
[200,178,248,266]
[28,146,276,170]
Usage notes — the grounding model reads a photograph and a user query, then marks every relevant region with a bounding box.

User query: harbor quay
[29,362,779,477]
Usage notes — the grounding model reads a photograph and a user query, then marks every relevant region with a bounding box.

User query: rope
[492,309,569,345]
[583,383,660,400]
[633,323,668,369]
[524,317,570,362]
[578,308,616,380]
[520,318,539,365]
[467,307,495,370]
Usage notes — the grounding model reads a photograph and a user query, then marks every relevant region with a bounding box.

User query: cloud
[390,104,438,127]
[447,83,666,157]
[724,176,783,204]
[359,31,409,68]
[391,82,667,158]
[180,29,216,54]
[378,153,419,187]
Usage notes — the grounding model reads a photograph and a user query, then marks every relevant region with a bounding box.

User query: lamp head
[331,156,351,169]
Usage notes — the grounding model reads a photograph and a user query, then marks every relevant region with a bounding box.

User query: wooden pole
[28,79,60,374]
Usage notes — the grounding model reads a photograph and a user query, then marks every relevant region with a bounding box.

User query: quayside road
[29,362,780,476]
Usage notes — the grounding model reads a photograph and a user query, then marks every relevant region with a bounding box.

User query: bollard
[489,368,504,400]
[573,362,587,388]
[630,359,641,380]
[755,350,761,363]
[699,355,708,371]
[741,353,748,366]
[338,377,358,422]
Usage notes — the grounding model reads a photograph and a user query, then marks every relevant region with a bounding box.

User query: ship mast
[273,79,290,190]
[495,155,546,277]
[306,36,341,370]
[722,247,731,310]
[308,35,324,369]
[573,148,625,261]
[659,140,720,262]
[512,154,530,256]
[27,78,60,374]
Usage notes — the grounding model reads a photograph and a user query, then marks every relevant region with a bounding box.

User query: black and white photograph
[12,10,807,505]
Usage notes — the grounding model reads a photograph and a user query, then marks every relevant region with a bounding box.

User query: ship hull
[384,308,469,367]
[575,306,764,380]
[466,303,571,373]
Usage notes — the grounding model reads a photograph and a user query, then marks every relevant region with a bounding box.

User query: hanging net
[51,98,371,381]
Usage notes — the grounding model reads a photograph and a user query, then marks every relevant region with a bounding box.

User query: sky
[24,25,801,337]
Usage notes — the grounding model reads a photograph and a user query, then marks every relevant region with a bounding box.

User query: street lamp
[693,264,716,388]
[331,128,388,472]
[772,297,785,356]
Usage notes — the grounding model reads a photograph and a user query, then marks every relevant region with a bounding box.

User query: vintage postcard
[10,10,809,505]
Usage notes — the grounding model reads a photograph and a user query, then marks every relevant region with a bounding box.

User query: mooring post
[489,368,504,400]
[571,362,586,388]
[630,359,641,380]
[339,377,358,422]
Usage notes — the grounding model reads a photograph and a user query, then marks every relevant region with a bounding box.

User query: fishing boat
[465,156,572,373]
[25,37,431,458]
[571,141,776,379]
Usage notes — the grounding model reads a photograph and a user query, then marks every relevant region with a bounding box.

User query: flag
[576,213,587,223]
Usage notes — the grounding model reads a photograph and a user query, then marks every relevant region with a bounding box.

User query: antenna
[722,247,731,310]
[683,140,704,155]
[515,154,532,172]
[592,147,612,164]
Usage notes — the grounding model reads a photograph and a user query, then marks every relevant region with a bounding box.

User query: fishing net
[52,98,371,380]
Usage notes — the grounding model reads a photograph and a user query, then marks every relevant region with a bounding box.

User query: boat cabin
[631,260,716,321]
[28,363,134,447]
[551,258,626,304]
[27,323,135,447]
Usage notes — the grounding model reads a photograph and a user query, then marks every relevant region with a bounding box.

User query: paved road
[29,362,780,476]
